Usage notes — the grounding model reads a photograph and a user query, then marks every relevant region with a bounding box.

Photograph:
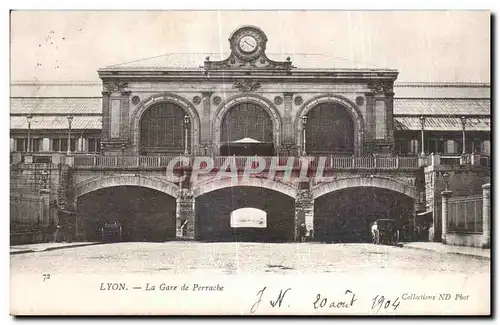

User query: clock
[239,35,258,53]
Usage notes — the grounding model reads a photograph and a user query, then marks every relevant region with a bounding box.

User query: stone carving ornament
[213,96,222,106]
[274,96,283,105]
[355,96,365,106]
[103,80,129,93]
[131,95,141,105]
[233,79,262,92]
[192,96,202,105]
[368,81,393,95]
[294,96,303,106]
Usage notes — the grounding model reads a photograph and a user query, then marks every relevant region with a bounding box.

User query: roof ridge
[394,82,490,88]
[11,81,101,86]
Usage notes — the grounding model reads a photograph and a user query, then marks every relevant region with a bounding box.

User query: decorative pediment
[203,26,295,71]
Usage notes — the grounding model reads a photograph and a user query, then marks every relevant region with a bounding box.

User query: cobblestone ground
[10,242,490,276]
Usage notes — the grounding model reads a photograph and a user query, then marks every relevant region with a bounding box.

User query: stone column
[101,91,110,141]
[10,138,15,152]
[295,186,314,241]
[441,190,453,244]
[121,91,131,142]
[177,189,195,240]
[39,188,51,242]
[201,92,212,155]
[482,183,490,248]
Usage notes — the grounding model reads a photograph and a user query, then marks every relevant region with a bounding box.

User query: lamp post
[443,172,449,191]
[26,114,33,152]
[301,115,308,156]
[460,116,467,155]
[67,115,73,156]
[183,115,190,156]
[419,116,426,156]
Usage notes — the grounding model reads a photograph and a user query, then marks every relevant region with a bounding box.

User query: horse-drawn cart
[375,218,400,245]
[100,221,123,242]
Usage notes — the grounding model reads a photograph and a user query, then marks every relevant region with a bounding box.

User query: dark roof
[10,97,102,115]
[393,98,490,115]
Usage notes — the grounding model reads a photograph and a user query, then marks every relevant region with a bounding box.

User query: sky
[10,10,491,83]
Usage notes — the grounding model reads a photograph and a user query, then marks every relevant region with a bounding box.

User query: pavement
[10,242,101,255]
[402,242,490,260]
[10,240,490,260]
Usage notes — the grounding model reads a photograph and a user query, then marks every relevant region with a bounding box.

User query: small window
[16,138,26,152]
[481,140,490,155]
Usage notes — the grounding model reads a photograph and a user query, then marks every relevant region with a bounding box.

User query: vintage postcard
[9,10,491,315]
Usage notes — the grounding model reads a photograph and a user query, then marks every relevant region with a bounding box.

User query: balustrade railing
[67,154,420,170]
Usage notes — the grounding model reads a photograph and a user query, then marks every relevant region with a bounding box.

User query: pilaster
[176,189,195,240]
[441,190,453,244]
[201,92,212,155]
[101,91,110,141]
[295,185,314,241]
[482,183,490,248]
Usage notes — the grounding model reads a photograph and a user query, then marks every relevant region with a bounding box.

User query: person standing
[371,221,379,245]
[299,223,307,242]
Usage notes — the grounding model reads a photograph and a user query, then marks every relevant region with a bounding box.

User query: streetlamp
[442,172,450,191]
[301,115,308,156]
[419,116,426,156]
[67,115,73,156]
[460,116,467,155]
[41,169,49,189]
[183,115,190,156]
[26,114,33,152]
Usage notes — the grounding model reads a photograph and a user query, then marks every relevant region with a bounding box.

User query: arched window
[139,102,190,155]
[221,103,273,143]
[305,103,354,155]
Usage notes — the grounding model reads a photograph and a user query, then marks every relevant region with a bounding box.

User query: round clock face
[239,35,258,53]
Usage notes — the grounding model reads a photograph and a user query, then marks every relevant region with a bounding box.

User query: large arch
[212,93,282,155]
[311,175,417,200]
[130,93,201,155]
[295,94,365,156]
[74,175,180,199]
[192,176,296,199]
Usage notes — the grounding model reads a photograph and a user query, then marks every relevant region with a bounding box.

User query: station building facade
[10,26,491,245]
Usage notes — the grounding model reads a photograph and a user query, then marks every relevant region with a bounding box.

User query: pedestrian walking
[299,223,307,242]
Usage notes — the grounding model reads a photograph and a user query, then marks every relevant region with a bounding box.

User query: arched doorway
[220,102,275,156]
[314,187,414,243]
[305,102,355,155]
[195,186,295,242]
[78,186,177,242]
[139,102,191,155]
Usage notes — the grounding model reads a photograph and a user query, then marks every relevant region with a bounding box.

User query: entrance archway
[195,186,295,242]
[78,186,177,242]
[314,187,414,243]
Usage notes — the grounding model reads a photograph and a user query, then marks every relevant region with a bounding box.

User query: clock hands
[243,40,255,48]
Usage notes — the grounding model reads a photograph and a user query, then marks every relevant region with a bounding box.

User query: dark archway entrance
[220,102,274,156]
[305,102,355,155]
[195,186,295,242]
[77,186,176,242]
[139,102,191,155]
[314,187,413,243]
